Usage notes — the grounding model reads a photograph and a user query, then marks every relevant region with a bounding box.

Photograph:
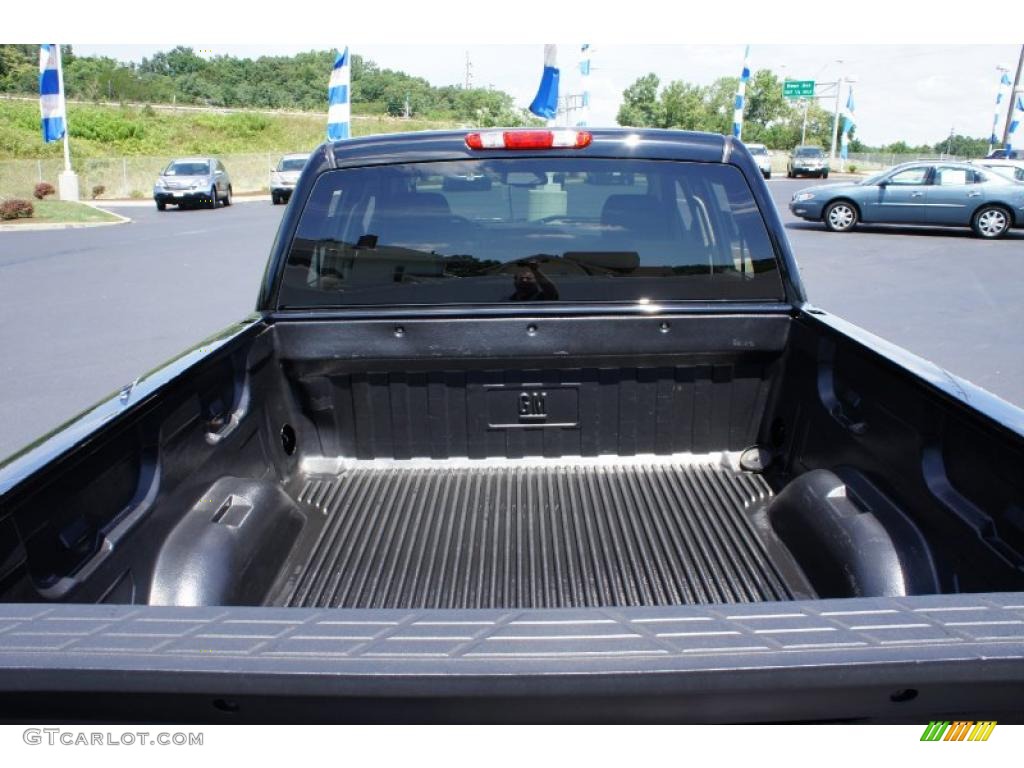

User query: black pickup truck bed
[273,457,804,609]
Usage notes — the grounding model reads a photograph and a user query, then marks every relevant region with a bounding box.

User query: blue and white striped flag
[990,71,1012,147]
[840,87,856,161]
[39,44,66,143]
[1008,94,1024,154]
[529,45,560,120]
[327,47,350,142]
[732,45,751,140]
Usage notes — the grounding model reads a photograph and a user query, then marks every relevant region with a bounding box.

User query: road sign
[783,80,815,99]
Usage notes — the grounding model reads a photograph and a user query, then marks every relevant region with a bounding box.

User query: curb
[768,173,867,182]
[0,211,131,232]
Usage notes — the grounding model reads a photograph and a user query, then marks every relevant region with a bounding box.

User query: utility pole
[54,44,78,201]
[464,51,473,90]
[1001,44,1024,147]
[829,61,844,164]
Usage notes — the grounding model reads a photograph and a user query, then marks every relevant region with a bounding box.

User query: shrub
[0,199,35,220]
[33,182,56,200]
[847,164,858,173]
[91,185,106,199]
[129,189,145,199]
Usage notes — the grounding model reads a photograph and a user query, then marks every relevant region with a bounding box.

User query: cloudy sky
[72,43,1020,147]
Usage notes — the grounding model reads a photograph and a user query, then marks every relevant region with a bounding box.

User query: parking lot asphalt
[0,179,1021,460]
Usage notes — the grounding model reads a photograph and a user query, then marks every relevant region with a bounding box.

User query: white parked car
[745,142,772,179]
[271,153,310,205]
[970,159,1024,183]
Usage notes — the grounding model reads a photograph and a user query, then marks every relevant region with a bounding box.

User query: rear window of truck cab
[277,159,784,307]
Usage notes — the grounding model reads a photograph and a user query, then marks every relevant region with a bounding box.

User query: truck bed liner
[271,457,805,609]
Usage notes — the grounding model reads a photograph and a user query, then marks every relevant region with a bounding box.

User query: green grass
[0,99,459,160]
[2,199,122,225]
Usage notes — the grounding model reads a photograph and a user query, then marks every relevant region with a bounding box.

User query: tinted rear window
[277,159,783,308]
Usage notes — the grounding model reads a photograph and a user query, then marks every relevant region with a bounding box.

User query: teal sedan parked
[789,161,1024,239]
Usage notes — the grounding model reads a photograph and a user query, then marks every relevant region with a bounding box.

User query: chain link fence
[0,152,287,200]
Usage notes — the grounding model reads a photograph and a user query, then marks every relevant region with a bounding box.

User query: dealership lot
[0,178,1021,460]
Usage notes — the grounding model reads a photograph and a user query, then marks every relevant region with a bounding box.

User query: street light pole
[829,61,844,165]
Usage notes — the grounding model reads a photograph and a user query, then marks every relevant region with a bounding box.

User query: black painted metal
[1,594,1023,723]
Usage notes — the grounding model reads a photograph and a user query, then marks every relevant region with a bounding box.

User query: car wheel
[156,200,166,211]
[822,170,829,179]
[272,193,280,205]
[223,186,232,206]
[824,200,858,232]
[208,187,218,209]
[787,170,793,178]
[971,205,1011,239]
[764,171,771,180]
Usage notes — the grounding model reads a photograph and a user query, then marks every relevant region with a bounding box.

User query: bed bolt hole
[280,424,297,456]
[889,688,918,703]
[526,324,538,337]
[393,326,405,338]
[212,698,240,713]
[659,321,671,334]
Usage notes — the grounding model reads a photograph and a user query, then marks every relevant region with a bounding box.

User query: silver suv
[153,157,232,211]
[787,146,829,179]
[271,153,310,205]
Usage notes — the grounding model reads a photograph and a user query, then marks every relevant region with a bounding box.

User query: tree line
[616,70,991,156]
[0,45,538,127]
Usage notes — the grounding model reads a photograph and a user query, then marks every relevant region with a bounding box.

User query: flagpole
[56,45,71,174]
[53,44,79,200]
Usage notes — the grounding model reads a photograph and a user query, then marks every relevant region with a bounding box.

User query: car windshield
[277,158,784,308]
[794,148,822,157]
[278,158,308,172]
[747,146,768,155]
[164,161,210,176]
